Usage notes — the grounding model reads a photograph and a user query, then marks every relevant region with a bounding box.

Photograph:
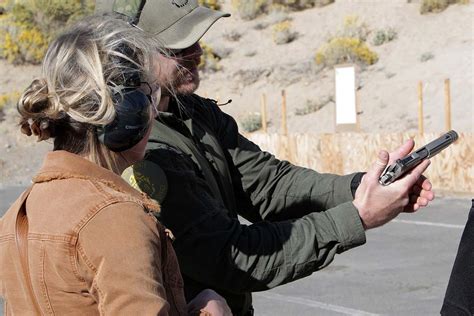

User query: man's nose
[181,42,203,58]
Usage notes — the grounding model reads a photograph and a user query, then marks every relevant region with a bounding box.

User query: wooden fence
[246,132,473,194]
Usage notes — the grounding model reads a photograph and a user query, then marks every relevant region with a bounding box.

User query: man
[97,1,435,315]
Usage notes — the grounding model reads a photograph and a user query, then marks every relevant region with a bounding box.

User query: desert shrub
[240,112,262,132]
[0,91,21,119]
[420,0,468,14]
[372,28,397,46]
[315,37,378,67]
[1,26,48,64]
[231,0,334,20]
[0,0,94,64]
[272,0,334,10]
[199,0,221,10]
[253,22,269,30]
[266,8,291,25]
[295,96,333,116]
[199,42,221,72]
[419,52,435,62]
[223,29,242,42]
[212,46,233,58]
[313,0,335,6]
[315,16,378,68]
[420,0,449,13]
[272,21,297,45]
[337,15,370,41]
[242,48,257,57]
[231,0,267,20]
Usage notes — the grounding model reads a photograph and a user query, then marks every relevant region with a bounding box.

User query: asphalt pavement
[0,186,471,315]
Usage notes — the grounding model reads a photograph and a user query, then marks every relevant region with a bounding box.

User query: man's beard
[173,59,200,95]
[161,69,200,97]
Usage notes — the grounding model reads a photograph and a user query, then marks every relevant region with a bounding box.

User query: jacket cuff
[350,172,366,197]
[332,173,360,203]
[327,201,366,252]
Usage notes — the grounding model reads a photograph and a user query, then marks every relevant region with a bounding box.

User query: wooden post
[444,79,452,131]
[418,81,424,136]
[260,93,267,133]
[281,90,288,136]
[355,89,360,132]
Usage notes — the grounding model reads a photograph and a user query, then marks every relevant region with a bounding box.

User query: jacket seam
[28,233,76,243]
[76,243,97,274]
[70,241,86,283]
[74,199,148,270]
[72,195,143,234]
[0,235,14,244]
[39,242,55,315]
[73,200,148,304]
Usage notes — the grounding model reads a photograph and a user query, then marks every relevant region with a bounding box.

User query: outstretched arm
[144,146,366,293]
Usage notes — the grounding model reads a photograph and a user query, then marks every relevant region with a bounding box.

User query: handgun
[379,130,459,186]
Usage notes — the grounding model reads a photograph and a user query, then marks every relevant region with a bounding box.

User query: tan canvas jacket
[0,150,188,315]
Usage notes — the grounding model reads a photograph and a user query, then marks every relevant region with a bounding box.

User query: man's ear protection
[96,45,152,152]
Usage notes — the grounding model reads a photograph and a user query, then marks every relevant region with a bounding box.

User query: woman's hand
[187,289,232,316]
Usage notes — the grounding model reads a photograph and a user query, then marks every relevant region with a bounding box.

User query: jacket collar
[33,151,159,211]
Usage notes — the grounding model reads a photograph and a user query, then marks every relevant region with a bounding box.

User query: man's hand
[187,289,232,316]
[353,139,435,230]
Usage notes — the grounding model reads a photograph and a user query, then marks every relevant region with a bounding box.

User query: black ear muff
[97,88,151,152]
[97,43,153,152]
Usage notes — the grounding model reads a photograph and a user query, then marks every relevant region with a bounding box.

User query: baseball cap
[96,0,230,49]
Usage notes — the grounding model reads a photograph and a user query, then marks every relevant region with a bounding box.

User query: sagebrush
[295,96,333,116]
[231,0,334,20]
[241,112,263,133]
[199,42,222,72]
[199,0,221,10]
[372,28,397,46]
[0,0,94,64]
[272,21,297,45]
[0,91,21,121]
[315,16,378,68]
[420,0,469,14]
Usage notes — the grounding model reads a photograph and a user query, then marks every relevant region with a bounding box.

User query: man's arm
[145,146,366,292]
[211,102,361,221]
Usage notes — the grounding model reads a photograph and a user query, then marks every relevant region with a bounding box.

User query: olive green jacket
[137,94,366,315]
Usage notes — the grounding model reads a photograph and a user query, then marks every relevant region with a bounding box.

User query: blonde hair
[18,15,163,173]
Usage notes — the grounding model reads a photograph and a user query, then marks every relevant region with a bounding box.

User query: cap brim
[153,6,230,50]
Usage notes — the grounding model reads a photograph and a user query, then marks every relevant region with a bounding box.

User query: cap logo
[172,0,188,8]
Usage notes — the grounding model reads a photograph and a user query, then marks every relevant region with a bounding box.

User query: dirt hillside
[0,0,472,187]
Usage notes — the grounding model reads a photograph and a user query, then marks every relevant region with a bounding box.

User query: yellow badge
[122,160,168,204]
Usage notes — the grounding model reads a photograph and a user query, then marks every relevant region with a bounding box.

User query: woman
[0,15,230,315]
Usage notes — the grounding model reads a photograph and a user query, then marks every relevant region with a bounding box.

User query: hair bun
[18,78,57,141]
